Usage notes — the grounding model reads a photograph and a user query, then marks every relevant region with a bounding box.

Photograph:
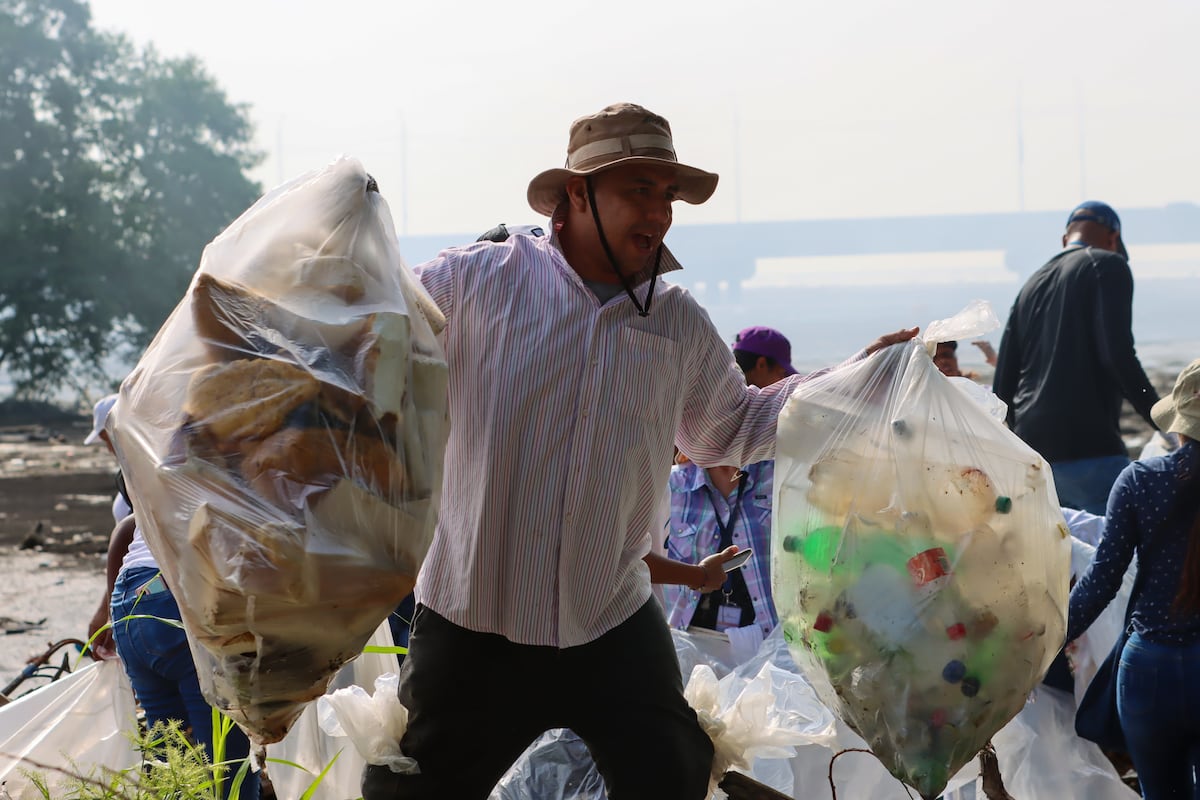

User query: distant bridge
[398,203,1200,290]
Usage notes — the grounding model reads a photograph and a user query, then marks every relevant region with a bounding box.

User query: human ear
[565,177,589,212]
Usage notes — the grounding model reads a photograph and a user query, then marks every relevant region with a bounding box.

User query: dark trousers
[362,599,714,799]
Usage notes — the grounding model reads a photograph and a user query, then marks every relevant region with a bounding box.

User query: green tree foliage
[0,0,262,395]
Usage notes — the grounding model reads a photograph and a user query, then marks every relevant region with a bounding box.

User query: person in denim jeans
[85,397,258,799]
[108,552,257,799]
[1066,360,1200,799]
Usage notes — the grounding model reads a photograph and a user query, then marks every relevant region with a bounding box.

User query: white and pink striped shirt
[414,232,826,647]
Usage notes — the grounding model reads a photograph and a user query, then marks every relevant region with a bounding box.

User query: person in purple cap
[994,201,1160,515]
[732,326,798,389]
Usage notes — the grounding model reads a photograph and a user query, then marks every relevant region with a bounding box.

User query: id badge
[717,604,742,631]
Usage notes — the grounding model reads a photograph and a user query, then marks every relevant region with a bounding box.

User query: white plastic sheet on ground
[772,302,1072,797]
[0,628,1134,800]
[0,660,138,799]
[265,621,399,800]
[111,157,448,743]
[492,627,1135,800]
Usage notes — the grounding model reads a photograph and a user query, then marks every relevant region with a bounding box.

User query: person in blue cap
[993,201,1160,515]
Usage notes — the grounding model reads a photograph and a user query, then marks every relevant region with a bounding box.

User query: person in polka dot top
[1066,358,1200,799]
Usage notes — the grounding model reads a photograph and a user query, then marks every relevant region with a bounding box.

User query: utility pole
[1015,86,1026,212]
[1077,81,1087,199]
[732,102,743,224]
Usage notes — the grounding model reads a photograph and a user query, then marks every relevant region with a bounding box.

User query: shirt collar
[670,461,761,494]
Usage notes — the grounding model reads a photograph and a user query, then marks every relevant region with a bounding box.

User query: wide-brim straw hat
[1151,358,1200,442]
[527,103,719,217]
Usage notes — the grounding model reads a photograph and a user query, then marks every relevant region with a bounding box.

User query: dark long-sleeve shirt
[1067,442,1200,644]
[994,245,1159,463]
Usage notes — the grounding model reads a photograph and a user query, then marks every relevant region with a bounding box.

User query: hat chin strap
[585,177,660,317]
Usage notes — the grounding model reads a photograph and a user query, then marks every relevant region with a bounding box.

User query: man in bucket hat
[994,201,1160,515]
[363,103,915,800]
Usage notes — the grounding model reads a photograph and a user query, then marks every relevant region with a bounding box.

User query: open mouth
[633,233,657,251]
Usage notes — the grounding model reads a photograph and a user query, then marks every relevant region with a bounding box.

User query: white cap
[84,394,119,445]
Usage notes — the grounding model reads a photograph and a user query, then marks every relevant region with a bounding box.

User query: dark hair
[733,349,775,374]
[1172,445,1200,614]
[937,340,958,351]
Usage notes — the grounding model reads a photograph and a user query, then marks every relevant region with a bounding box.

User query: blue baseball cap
[1066,201,1121,234]
[1065,201,1127,257]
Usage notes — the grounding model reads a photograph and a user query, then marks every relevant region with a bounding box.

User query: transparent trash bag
[0,661,138,799]
[772,302,1070,798]
[110,157,448,743]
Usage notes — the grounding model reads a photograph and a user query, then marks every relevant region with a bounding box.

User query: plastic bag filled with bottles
[772,303,1070,799]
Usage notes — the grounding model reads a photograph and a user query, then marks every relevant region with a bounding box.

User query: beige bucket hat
[527,103,719,217]
[1152,358,1200,442]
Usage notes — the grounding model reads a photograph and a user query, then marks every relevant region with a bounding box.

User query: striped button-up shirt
[662,460,778,637]
[414,232,811,647]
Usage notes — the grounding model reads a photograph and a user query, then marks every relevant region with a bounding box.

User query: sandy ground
[0,421,119,688]
[0,550,107,687]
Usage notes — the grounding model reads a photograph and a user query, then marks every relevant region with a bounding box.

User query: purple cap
[732,326,797,375]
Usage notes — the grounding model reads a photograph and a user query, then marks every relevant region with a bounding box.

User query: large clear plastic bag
[772,302,1070,798]
[110,157,448,743]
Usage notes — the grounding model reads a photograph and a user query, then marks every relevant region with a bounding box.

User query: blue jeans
[1051,455,1130,516]
[1118,632,1200,799]
[111,566,259,799]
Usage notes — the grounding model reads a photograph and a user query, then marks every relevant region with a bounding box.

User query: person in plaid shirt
[663,458,777,641]
[662,327,803,658]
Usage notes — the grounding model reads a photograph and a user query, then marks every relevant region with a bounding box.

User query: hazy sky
[89,0,1200,237]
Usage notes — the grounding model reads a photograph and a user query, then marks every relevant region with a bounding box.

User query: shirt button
[582,409,589,417]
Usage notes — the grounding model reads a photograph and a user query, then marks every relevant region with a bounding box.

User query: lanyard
[703,472,747,596]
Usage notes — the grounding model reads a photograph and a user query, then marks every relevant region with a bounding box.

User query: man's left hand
[865,327,920,355]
